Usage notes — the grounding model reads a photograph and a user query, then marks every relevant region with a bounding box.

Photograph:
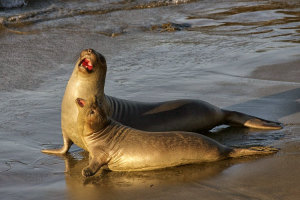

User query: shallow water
[0,0,299,199]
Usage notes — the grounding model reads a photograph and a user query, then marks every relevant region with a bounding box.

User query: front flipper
[82,152,107,177]
[82,160,102,177]
[41,133,73,155]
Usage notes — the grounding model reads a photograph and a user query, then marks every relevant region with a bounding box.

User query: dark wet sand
[251,59,300,83]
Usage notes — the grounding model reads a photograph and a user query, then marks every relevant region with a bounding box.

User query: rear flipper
[229,146,279,158]
[224,110,283,130]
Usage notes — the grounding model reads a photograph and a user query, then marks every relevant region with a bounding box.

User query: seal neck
[72,64,106,91]
[85,120,128,145]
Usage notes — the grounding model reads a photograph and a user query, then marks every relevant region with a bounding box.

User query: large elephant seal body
[105,97,225,132]
[42,49,282,155]
[75,96,278,177]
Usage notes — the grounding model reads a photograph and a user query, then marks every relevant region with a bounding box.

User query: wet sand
[251,59,300,83]
[0,0,300,199]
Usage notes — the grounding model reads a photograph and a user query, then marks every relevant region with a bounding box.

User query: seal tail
[224,110,283,130]
[229,146,279,158]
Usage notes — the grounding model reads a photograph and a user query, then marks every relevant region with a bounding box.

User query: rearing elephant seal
[75,96,278,177]
[42,49,282,155]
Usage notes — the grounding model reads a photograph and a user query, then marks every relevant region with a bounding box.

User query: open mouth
[79,58,93,72]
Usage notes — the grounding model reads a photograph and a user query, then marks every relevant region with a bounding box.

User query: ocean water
[0,0,299,199]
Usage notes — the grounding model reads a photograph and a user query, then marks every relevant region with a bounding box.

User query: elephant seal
[75,96,278,177]
[42,49,282,155]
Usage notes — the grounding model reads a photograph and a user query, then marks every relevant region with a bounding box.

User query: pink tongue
[82,58,93,71]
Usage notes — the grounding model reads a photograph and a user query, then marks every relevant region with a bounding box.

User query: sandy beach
[0,0,299,199]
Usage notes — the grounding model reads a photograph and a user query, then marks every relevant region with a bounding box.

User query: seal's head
[76,49,107,77]
[76,96,109,135]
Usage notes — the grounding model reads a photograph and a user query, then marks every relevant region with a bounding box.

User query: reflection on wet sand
[63,150,271,200]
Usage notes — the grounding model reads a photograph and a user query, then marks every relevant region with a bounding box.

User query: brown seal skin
[42,49,282,155]
[75,96,278,177]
